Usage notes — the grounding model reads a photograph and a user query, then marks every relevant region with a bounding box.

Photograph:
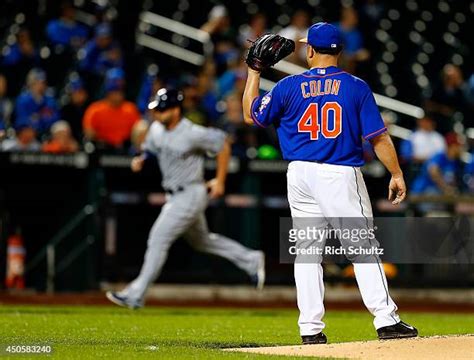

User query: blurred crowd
[0,1,473,197]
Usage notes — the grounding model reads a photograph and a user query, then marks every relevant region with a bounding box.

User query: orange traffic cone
[5,233,26,289]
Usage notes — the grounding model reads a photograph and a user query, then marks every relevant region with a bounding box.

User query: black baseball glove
[245,34,295,72]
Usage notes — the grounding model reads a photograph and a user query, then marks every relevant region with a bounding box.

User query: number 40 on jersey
[297,102,342,140]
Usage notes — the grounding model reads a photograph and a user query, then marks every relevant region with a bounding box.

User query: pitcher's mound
[226,335,473,359]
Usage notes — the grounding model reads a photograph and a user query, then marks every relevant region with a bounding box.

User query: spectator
[0,74,13,131]
[1,123,40,152]
[82,68,139,149]
[411,133,464,196]
[61,74,89,141]
[279,10,310,65]
[217,53,247,97]
[201,5,238,74]
[238,13,268,47]
[15,68,60,136]
[1,28,37,68]
[400,115,446,163]
[201,5,234,40]
[217,92,257,158]
[46,1,89,50]
[197,61,220,123]
[1,28,38,95]
[181,75,208,126]
[426,64,473,130]
[78,23,123,77]
[42,120,78,153]
[217,93,243,128]
[334,6,370,74]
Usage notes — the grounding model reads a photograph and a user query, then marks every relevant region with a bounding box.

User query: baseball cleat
[377,321,418,340]
[250,251,266,290]
[301,332,327,345]
[106,291,143,310]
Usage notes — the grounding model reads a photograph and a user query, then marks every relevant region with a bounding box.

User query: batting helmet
[147,88,184,112]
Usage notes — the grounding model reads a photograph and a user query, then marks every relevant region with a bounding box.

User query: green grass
[0,305,473,359]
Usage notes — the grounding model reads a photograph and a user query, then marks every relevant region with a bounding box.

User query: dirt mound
[226,335,473,359]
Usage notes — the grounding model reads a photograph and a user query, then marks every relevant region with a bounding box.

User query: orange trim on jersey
[301,71,347,78]
[364,127,387,140]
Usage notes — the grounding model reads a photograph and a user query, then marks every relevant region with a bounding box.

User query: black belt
[164,186,185,195]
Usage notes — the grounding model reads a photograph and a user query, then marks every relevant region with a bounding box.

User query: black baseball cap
[148,88,184,112]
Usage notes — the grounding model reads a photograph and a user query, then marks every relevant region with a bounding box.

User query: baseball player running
[107,88,265,309]
[242,23,417,344]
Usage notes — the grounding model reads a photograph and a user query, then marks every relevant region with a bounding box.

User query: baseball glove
[245,34,295,72]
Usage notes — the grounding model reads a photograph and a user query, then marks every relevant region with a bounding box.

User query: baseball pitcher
[107,88,265,309]
[242,24,418,344]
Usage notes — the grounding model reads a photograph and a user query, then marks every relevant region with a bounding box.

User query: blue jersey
[15,90,60,134]
[46,19,89,48]
[251,66,386,166]
[79,40,123,76]
[411,152,462,194]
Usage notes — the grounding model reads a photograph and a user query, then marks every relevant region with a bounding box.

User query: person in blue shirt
[217,54,247,97]
[335,7,363,55]
[399,115,446,164]
[243,23,416,344]
[103,67,125,92]
[46,1,89,49]
[1,28,38,68]
[411,133,464,195]
[334,6,370,74]
[79,23,123,77]
[15,68,60,136]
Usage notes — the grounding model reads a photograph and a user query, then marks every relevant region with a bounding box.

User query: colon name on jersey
[301,78,341,98]
[250,66,387,167]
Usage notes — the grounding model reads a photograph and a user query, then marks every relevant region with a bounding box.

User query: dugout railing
[24,204,97,293]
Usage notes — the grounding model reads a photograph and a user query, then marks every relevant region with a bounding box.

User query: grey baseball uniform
[123,118,261,303]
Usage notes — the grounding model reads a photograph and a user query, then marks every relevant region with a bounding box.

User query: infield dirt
[226,335,474,359]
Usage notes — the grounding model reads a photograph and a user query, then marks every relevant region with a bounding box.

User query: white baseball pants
[287,161,400,336]
[123,183,261,302]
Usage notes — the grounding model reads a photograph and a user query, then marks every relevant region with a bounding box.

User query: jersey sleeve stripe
[364,127,388,140]
[250,96,268,128]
